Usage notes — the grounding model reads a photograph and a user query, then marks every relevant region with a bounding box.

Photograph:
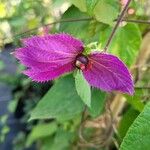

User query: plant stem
[78,106,87,142]
[120,19,150,24]
[13,18,150,39]
[2,10,150,41]
[103,0,132,52]
[10,18,93,39]
[135,86,150,89]
[13,18,150,38]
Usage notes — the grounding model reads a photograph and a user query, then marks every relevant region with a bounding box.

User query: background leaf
[59,6,90,40]
[100,23,142,66]
[88,88,106,118]
[120,102,150,150]
[30,75,84,122]
[48,130,74,150]
[93,0,118,25]
[59,6,104,43]
[124,89,144,112]
[75,71,91,107]
[38,129,74,150]
[70,0,87,12]
[26,122,57,147]
[118,107,139,140]
[85,0,99,15]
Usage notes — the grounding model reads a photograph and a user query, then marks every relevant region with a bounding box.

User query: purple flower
[14,33,134,95]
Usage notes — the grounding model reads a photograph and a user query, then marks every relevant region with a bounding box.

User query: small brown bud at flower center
[75,54,89,70]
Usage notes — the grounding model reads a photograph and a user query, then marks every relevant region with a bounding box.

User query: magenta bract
[14,33,134,95]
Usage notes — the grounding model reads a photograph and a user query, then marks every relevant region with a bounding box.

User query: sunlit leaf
[0,3,6,18]
[27,18,39,29]
[70,0,87,12]
[85,0,99,15]
[99,23,142,66]
[26,122,57,147]
[124,89,144,112]
[93,0,118,25]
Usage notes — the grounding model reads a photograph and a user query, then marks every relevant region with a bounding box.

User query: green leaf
[40,129,74,150]
[27,18,39,29]
[124,89,144,112]
[75,71,91,107]
[94,0,118,25]
[70,0,114,17]
[30,75,84,121]
[59,6,103,42]
[88,88,106,118]
[0,3,7,18]
[26,122,57,147]
[100,23,141,66]
[0,115,8,124]
[120,102,150,150]
[70,0,87,12]
[59,6,90,40]
[7,99,18,113]
[118,107,139,140]
[85,0,99,15]
[1,125,10,135]
[49,130,74,150]
[40,137,54,150]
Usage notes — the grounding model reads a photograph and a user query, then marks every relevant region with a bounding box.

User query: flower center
[75,54,89,70]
